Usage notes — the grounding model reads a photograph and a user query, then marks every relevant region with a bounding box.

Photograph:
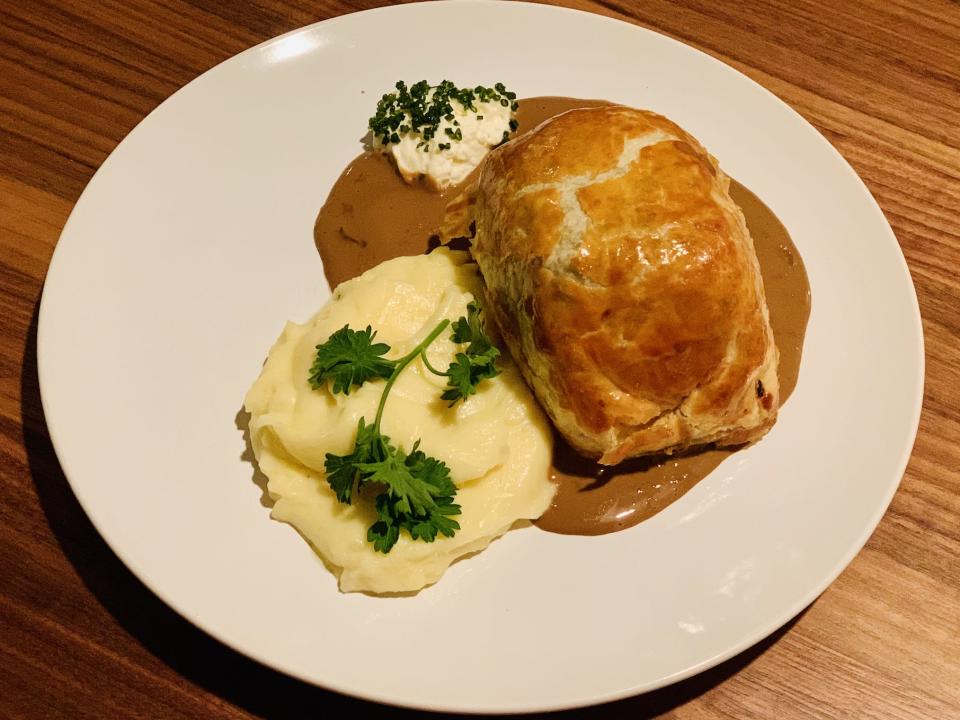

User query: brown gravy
[314,97,811,536]
[538,179,810,535]
[314,97,611,288]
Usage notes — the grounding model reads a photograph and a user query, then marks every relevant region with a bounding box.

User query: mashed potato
[244,249,555,593]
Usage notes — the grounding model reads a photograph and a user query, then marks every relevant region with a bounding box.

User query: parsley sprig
[307,325,393,395]
[310,302,500,553]
[442,302,501,405]
[369,80,519,152]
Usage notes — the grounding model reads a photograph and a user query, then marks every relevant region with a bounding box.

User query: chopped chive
[369,81,518,148]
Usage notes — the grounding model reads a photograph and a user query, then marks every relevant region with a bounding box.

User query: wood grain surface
[2,1,958,718]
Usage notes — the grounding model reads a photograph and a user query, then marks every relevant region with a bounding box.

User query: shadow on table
[22,299,806,719]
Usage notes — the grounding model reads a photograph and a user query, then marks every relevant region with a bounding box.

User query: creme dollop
[372,87,515,189]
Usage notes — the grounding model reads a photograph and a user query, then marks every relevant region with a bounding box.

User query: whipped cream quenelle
[370,81,517,189]
[244,250,555,593]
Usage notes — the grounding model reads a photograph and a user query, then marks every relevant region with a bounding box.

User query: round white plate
[38,1,923,713]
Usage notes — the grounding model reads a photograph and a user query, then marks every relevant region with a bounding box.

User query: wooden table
[2,1,958,717]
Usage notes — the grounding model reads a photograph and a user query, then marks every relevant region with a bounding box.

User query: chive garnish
[368,80,519,152]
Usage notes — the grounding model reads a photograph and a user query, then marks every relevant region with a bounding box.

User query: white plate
[38,1,923,713]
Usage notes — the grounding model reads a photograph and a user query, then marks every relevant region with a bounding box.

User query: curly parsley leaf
[449,301,482,345]
[404,443,457,498]
[400,447,460,543]
[359,440,461,553]
[367,494,401,554]
[322,418,380,503]
[309,325,394,395]
[355,444,438,517]
[443,302,501,405]
[441,353,482,404]
[402,498,461,544]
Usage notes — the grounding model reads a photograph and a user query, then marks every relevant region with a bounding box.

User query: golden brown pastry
[470,105,779,464]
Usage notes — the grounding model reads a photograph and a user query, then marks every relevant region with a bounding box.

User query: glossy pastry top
[472,105,779,463]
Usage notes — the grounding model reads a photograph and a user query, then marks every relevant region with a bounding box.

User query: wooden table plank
[2,1,958,718]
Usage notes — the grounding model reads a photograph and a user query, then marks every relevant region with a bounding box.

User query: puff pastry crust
[470,106,779,464]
